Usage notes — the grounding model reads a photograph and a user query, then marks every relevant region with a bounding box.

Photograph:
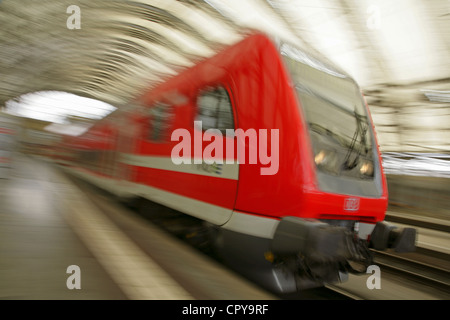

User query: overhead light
[5,91,116,124]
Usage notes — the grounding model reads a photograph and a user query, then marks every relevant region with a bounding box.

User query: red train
[55,33,416,293]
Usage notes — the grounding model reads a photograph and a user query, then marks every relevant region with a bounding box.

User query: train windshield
[281,43,377,185]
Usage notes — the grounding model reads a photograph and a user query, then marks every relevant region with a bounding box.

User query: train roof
[138,32,354,105]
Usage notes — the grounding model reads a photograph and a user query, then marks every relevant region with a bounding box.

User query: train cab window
[196,86,234,132]
[148,102,175,142]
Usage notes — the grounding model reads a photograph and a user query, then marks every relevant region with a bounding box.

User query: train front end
[266,43,417,291]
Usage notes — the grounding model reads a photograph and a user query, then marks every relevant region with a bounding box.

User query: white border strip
[221,211,280,239]
[129,182,233,225]
[61,164,283,238]
[120,153,239,180]
[60,165,376,242]
[61,165,234,226]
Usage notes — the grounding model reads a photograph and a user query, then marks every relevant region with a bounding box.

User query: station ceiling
[0,0,449,152]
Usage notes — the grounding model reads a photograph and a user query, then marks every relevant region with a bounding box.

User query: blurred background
[0,0,449,300]
[1,0,450,172]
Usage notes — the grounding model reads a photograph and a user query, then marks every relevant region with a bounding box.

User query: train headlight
[360,160,374,176]
[314,149,338,174]
[314,150,326,165]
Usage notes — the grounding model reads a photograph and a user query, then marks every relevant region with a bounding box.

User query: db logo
[344,197,360,212]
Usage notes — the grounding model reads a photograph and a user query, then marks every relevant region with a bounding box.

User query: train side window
[196,86,234,132]
[148,102,175,142]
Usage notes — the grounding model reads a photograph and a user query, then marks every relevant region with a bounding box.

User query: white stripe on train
[60,164,375,240]
[119,153,239,180]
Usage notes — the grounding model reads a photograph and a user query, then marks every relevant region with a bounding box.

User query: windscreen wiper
[343,109,369,170]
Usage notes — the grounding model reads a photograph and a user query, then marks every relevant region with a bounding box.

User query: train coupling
[267,217,416,291]
[369,221,417,253]
[271,217,417,260]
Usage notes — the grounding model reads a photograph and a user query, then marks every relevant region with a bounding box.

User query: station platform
[0,154,127,299]
[0,153,275,300]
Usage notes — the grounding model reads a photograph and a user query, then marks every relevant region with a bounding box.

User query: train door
[187,84,239,225]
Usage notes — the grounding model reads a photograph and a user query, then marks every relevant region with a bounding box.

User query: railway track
[381,211,450,294]
[385,212,450,233]
[322,247,450,300]
[372,249,450,294]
